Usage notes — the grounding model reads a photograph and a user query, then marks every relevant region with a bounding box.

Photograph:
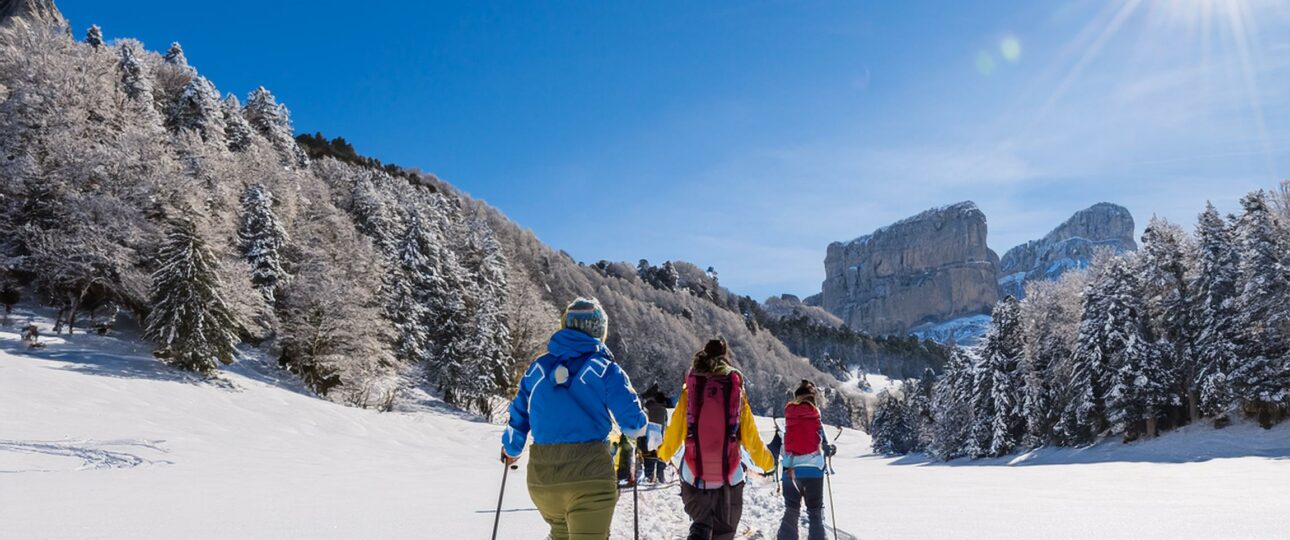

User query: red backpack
[783,401,822,456]
[683,370,743,486]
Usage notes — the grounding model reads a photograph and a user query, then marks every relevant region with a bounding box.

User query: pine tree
[929,347,975,459]
[976,296,1025,456]
[1103,257,1173,438]
[169,76,224,143]
[118,42,153,102]
[458,213,513,413]
[163,42,187,66]
[386,212,437,367]
[1056,262,1120,445]
[85,25,103,49]
[221,95,254,152]
[1139,216,1198,422]
[238,184,288,304]
[1018,275,1083,447]
[904,368,936,452]
[966,349,995,458]
[871,388,913,455]
[1231,191,1290,427]
[244,86,308,167]
[143,219,240,373]
[1194,203,1241,418]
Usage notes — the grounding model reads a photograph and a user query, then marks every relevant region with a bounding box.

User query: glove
[824,444,837,457]
[500,448,519,465]
[646,422,664,451]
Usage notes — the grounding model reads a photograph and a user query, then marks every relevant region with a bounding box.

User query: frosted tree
[977,296,1025,456]
[349,174,400,250]
[1102,258,1173,438]
[169,76,224,144]
[238,184,288,303]
[904,368,937,452]
[871,388,913,455]
[458,213,514,412]
[1193,204,1241,418]
[244,86,308,167]
[279,210,397,408]
[117,42,153,101]
[1231,191,1290,427]
[143,219,240,373]
[929,347,975,459]
[1056,260,1121,445]
[221,94,254,152]
[1138,216,1198,421]
[965,350,995,457]
[163,42,187,66]
[85,25,103,49]
[1019,273,1085,447]
[385,212,438,366]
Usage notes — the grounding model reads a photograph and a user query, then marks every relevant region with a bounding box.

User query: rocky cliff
[998,202,1137,298]
[0,0,64,26]
[820,202,1000,336]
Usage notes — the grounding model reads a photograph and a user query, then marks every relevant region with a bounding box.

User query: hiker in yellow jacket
[659,338,774,540]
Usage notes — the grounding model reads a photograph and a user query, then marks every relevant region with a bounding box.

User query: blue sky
[59,0,1290,299]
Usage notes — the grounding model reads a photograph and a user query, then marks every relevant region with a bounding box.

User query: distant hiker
[500,297,653,540]
[638,382,671,483]
[659,338,775,540]
[777,380,836,540]
[21,324,43,349]
[615,432,636,487]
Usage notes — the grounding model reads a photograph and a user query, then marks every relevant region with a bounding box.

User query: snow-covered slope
[3,314,1288,539]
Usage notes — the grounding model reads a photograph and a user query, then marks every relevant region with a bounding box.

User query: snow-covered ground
[3,311,1288,539]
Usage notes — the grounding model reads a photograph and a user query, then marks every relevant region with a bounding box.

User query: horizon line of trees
[872,186,1290,458]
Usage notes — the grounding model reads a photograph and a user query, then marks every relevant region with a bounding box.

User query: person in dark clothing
[638,383,671,482]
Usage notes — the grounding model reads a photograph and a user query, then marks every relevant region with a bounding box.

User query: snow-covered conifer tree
[1056,261,1120,445]
[1103,257,1173,438]
[386,212,438,366]
[221,94,254,152]
[1231,191,1290,426]
[971,296,1026,456]
[169,76,224,143]
[143,219,240,373]
[118,42,153,102]
[238,184,288,303]
[85,25,103,49]
[245,86,308,167]
[163,42,187,66]
[871,388,913,455]
[1194,203,1241,417]
[1139,216,1198,421]
[929,347,975,459]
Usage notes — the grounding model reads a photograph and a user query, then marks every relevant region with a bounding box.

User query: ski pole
[491,461,518,540]
[633,447,640,540]
[824,455,838,540]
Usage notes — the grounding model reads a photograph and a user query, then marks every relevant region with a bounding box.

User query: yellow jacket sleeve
[658,388,688,462]
[739,395,775,472]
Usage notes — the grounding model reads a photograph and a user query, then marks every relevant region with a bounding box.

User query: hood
[547,328,608,360]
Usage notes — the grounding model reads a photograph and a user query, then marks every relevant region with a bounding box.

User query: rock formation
[820,202,1000,336]
[0,0,65,27]
[997,202,1137,298]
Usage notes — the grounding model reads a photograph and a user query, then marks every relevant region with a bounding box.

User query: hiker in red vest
[658,338,775,540]
[777,380,836,540]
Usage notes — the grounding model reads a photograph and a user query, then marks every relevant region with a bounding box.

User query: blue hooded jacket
[502,329,648,458]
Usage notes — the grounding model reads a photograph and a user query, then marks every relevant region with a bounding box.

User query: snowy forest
[0,19,949,426]
[870,187,1290,458]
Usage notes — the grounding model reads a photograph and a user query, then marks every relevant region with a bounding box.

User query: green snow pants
[527,441,619,540]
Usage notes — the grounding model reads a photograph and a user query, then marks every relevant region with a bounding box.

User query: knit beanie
[562,297,608,341]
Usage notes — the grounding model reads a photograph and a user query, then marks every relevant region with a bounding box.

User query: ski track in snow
[0,439,172,473]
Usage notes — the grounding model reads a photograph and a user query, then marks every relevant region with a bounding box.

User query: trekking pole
[491,461,518,540]
[633,447,640,540]
[824,455,838,540]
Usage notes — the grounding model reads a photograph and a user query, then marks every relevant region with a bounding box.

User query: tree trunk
[1187,389,1199,424]
[1145,415,1158,439]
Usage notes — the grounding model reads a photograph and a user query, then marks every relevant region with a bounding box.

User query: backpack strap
[719,376,732,483]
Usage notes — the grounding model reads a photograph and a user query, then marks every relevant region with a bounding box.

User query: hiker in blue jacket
[501,297,654,540]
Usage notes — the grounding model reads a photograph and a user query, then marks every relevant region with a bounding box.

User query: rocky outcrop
[998,202,1136,298]
[820,202,1000,336]
[0,0,65,27]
